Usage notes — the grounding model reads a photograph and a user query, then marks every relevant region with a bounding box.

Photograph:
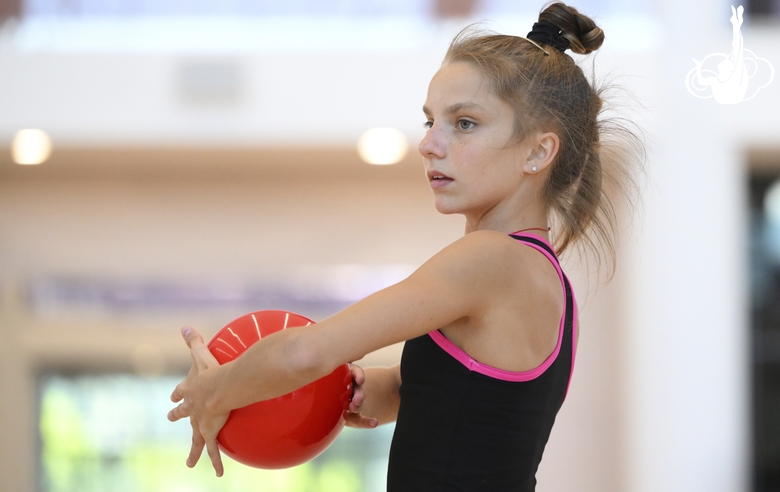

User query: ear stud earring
[531,165,538,172]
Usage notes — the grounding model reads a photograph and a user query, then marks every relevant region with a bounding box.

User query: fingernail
[182,326,192,337]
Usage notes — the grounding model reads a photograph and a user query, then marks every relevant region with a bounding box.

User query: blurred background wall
[0,0,778,491]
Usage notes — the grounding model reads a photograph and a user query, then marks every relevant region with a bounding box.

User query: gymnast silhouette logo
[685,5,774,104]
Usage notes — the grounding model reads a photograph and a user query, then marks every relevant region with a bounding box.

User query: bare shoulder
[411,230,553,304]
[434,230,549,277]
[432,229,534,263]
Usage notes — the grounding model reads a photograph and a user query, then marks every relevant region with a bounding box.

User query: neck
[461,171,551,238]
[464,212,549,240]
[463,197,549,238]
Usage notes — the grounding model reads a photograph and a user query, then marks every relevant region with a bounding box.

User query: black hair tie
[527,20,570,53]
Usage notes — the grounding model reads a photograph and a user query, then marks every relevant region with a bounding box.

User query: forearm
[206,327,329,414]
[360,365,402,425]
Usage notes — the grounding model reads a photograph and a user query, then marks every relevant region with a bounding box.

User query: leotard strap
[428,233,578,395]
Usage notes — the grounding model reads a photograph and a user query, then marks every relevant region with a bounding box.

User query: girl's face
[419,62,538,226]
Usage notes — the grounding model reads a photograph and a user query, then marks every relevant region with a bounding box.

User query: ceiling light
[357,127,408,165]
[12,129,53,165]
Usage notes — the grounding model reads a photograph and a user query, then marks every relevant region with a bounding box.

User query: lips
[428,171,453,189]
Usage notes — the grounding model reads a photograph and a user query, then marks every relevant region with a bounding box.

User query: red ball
[206,310,352,469]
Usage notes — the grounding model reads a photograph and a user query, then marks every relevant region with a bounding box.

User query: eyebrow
[422,102,486,116]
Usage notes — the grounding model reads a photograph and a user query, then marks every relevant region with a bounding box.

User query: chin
[433,199,463,216]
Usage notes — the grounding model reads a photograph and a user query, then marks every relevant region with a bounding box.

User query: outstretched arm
[169,230,516,475]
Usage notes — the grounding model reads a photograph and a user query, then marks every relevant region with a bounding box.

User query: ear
[524,131,560,174]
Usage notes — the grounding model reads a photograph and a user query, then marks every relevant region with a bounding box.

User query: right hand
[345,363,379,429]
[168,326,229,477]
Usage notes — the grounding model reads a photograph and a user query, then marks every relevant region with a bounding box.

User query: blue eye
[458,120,475,130]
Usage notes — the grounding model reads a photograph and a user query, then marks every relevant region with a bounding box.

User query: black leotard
[386,233,577,491]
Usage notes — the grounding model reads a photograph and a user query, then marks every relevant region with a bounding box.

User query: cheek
[456,143,502,178]
[473,151,522,194]
[453,141,486,167]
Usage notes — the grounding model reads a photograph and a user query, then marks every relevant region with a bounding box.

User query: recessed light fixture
[12,129,53,165]
[357,127,408,165]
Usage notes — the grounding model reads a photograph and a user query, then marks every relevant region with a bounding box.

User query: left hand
[345,363,379,429]
[167,326,230,477]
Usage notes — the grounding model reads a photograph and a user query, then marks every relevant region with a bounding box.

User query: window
[39,374,395,492]
[749,173,780,491]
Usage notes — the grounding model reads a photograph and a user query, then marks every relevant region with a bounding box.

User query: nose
[418,125,445,160]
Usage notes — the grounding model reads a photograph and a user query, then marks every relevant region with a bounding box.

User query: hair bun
[539,2,604,55]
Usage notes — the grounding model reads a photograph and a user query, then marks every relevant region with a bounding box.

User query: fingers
[170,379,186,403]
[167,402,190,422]
[344,413,379,429]
[170,388,182,404]
[346,363,376,428]
[191,343,218,372]
[186,422,206,468]
[205,439,224,477]
[344,382,377,428]
[171,363,198,403]
[349,387,365,413]
[182,326,219,372]
[172,328,225,477]
[181,326,204,347]
[349,363,366,386]
[182,326,209,371]
[182,419,224,478]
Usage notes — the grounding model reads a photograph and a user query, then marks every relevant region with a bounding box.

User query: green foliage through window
[39,374,394,492]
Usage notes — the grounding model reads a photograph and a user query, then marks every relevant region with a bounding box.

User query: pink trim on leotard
[566,285,578,398]
[428,232,577,386]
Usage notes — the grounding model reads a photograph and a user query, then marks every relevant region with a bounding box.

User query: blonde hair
[444,2,645,276]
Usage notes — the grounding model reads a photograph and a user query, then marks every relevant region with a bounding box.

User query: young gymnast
[168,2,642,490]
